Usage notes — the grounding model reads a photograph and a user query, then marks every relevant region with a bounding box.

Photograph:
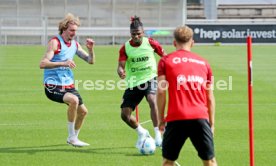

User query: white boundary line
[175,161,181,166]
[0,123,38,126]
[2,103,276,106]
[140,120,152,125]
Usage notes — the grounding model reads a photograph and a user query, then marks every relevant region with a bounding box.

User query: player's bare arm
[157,75,167,132]
[117,61,126,79]
[39,39,76,69]
[76,38,95,64]
[206,84,216,134]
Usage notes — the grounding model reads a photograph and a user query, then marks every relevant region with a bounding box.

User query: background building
[0,0,276,45]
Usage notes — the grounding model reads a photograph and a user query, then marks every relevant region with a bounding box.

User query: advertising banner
[188,24,276,43]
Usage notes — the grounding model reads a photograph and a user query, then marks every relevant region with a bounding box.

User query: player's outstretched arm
[76,38,95,64]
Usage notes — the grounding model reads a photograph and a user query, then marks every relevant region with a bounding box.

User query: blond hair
[173,25,193,43]
[58,13,80,35]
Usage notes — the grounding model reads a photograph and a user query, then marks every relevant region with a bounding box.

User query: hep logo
[194,28,221,40]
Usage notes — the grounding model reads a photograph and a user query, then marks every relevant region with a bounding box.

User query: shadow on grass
[0,144,151,157]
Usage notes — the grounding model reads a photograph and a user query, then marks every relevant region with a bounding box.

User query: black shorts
[44,85,83,105]
[120,78,157,110]
[162,119,215,161]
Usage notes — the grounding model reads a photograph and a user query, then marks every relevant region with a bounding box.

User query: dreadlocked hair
[130,16,143,30]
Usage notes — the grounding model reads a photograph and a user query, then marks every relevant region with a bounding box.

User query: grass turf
[0,44,275,166]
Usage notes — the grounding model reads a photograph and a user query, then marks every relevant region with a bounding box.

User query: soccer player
[39,13,95,147]
[117,16,166,147]
[157,25,217,166]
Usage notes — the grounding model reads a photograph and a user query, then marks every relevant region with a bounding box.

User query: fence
[0,0,186,45]
[1,0,276,45]
[0,16,176,45]
[1,17,276,45]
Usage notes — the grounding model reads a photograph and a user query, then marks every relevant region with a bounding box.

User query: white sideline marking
[0,103,42,106]
[175,161,181,166]
[0,123,37,126]
[140,120,152,125]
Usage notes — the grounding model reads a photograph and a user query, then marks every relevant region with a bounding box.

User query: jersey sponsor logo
[177,74,206,90]
[177,75,186,84]
[177,75,204,84]
[131,66,151,72]
[131,56,149,63]
[172,57,205,65]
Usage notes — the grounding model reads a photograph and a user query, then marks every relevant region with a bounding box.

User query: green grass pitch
[0,44,275,166]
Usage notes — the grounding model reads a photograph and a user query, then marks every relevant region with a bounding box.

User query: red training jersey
[158,49,213,122]
[118,37,166,61]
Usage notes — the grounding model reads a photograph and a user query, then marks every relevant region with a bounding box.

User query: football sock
[154,127,161,137]
[135,124,146,135]
[67,122,75,138]
[75,129,80,138]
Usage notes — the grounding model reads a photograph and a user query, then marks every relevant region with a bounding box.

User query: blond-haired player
[40,13,95,147]
[157,25,217,166]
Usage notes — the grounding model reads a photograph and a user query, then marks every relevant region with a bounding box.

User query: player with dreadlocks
[117,16,166,148]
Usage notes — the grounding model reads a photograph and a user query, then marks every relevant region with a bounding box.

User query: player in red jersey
[157,25,217,166]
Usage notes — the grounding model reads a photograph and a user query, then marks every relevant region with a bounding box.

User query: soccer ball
[138,137,156,155]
